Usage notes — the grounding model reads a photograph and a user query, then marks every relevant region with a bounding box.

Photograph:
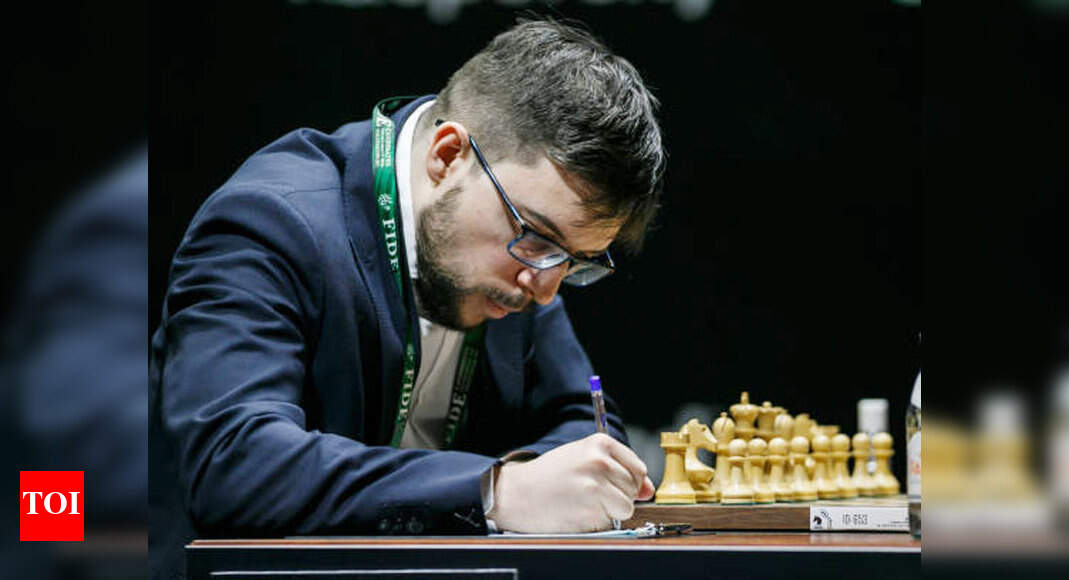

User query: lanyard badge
[371,98,484,449]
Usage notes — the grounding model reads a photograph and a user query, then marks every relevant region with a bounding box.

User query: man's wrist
[483,450,537,530]
[486,461,516,528]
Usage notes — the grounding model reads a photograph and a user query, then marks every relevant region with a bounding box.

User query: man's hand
[487,433,656,533]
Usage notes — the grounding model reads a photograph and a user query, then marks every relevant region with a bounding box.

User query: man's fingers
[598,480,636,522]
[600,435,649,492]
[600,455,641,499]
[637,476,656,501]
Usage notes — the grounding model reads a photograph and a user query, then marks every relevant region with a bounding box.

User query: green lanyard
[371,97,484,449]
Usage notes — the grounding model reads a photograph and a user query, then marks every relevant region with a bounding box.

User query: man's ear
[426,121,470,185]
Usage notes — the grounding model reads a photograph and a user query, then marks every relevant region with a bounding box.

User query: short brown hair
[431,16,666,254]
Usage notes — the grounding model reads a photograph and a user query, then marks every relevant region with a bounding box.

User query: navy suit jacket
[149,96,627,578]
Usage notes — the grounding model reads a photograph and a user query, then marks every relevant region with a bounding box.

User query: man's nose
[516,263,568,305]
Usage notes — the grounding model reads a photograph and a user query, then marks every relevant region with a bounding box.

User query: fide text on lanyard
[371,97,484,449]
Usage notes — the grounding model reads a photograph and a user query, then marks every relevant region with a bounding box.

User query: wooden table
[188,532,919,579]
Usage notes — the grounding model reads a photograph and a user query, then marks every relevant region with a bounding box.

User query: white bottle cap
[977,392,1024,436]
[858,398,889,433]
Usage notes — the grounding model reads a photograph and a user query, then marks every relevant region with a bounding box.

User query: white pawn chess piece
[721,439,755,504]
[767,437,793,501]
[811,433,841,499]
[832,433,858,498]
[872,432,900,496]
[852,432,877,497]
[790,436,818,501]
[772,413,795,490]
[748,438,775,503]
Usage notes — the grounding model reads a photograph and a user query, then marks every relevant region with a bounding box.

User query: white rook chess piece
[656,431,696,504]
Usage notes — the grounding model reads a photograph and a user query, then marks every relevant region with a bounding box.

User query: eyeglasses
[467,134,616,287]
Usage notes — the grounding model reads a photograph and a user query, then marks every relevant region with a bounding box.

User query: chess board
[621,495,910,532]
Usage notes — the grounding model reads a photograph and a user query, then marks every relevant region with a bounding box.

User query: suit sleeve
[517,296,629,455]
[157,186,496,536]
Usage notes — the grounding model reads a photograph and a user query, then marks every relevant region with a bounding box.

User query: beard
[414,185,529,330]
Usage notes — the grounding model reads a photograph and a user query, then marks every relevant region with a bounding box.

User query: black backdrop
[151,0,928,473]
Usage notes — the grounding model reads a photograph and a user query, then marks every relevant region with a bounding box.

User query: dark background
[151,0,923,461]
[147,0,1069,479]
[4,3,147,577]
[924,2,1069,436]
[3,2,146,304]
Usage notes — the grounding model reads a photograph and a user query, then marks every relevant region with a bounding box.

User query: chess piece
[790,436,818,501]
[756,401,780,441]
[712,412,736,492]
[808,418,824,441]
[748,438,775,503]
[772,412,794,440]
[851,432,877,496]
[771,413,795,488]
[767,436,793,501]
[679,419,719,502]
[772,406,787,425]
[730,392,760,441]
[871,432,901,496]
[792,414,819,480]
[806,419,826,471]
[656,432,696,504]
[793,413,814,439]
[832,433,858,498]
[811,433,841,499]
[819,425,841,437]
[720,439,755,504]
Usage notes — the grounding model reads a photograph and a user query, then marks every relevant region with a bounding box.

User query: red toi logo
[20,471,84,541]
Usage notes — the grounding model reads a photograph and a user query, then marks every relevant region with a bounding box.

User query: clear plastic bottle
[907,370,921,538]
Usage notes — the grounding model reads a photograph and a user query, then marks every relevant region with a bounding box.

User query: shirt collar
[395,99,436,281]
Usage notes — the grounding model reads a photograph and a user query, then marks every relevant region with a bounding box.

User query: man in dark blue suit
[150,17,665,578]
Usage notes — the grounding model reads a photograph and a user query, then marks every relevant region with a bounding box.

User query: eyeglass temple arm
[467,135,527,227]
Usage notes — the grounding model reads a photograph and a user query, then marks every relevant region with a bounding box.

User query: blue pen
[589,375,621,530]
[589,375,608,434]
